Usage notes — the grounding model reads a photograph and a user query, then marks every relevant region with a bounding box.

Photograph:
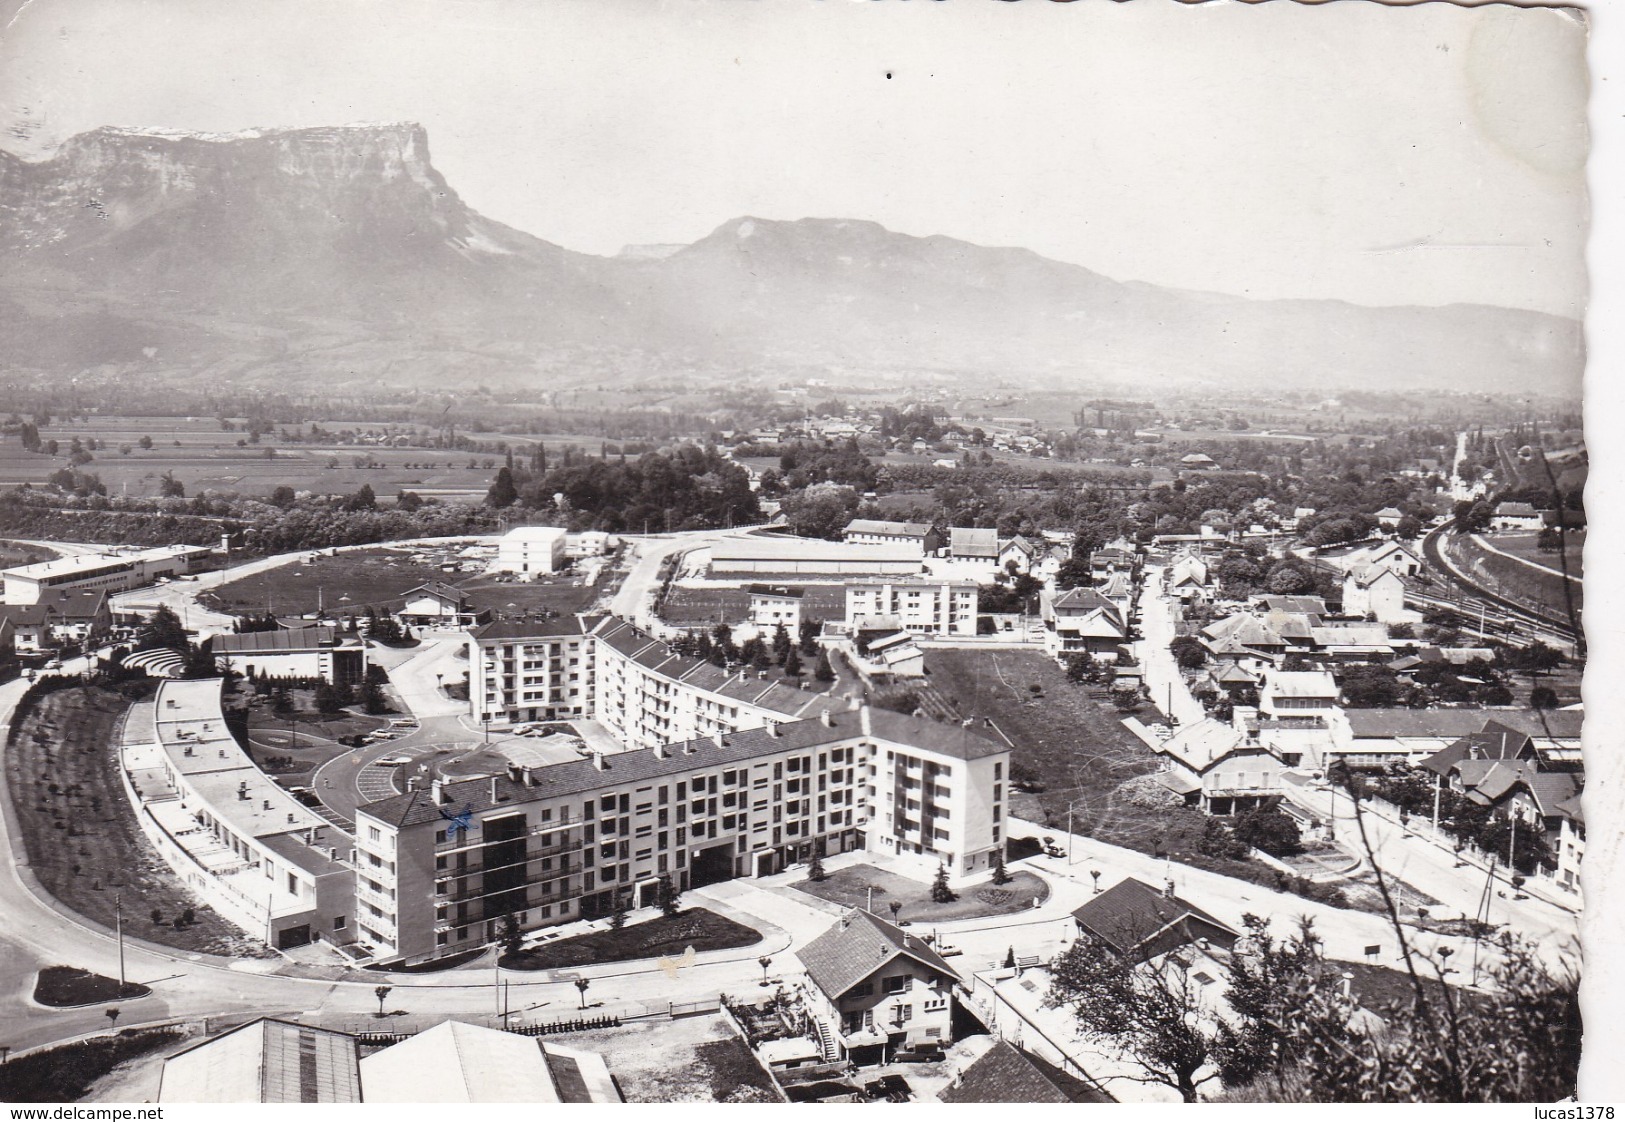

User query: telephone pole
[114,893,126,989]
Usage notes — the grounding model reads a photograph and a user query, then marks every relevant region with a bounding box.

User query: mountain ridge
[0,123,1584,397]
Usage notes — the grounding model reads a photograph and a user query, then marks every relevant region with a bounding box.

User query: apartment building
[468,619,598,725]
[844,579,978,637]
[351,706,1008,966]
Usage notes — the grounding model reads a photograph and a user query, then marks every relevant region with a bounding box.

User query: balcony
[435,864,579,903]
[435,816,585,853]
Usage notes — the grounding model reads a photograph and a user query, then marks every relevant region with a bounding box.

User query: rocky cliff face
[0,124,1585,395]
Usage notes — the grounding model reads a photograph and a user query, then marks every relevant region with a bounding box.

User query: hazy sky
[0,0,1589,317]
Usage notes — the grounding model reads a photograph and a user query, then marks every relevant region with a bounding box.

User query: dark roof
[746,584,804,599]
[37,590,108,620]
[798,911,960,1000]
[213,627,344,653]
[0,604,51,626]
[1070,877,1236,956]
[403,581,467,605]
[1495,502,1541,518]
[358,706,1005,828]
[1419,723,1534,776]
[940,1042,1076,1105]
[1346,708,1583,741]
[470,617,596,642]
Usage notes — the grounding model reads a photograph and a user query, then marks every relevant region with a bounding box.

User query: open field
[790,862,1048,923]
[500,908,762,970]
[1477,530,1584,581]
[544,1014,779,1103]
[1449,532,1584,620]
[0,415,502,501]
[0,540,58,568]
[202,547,601,618]
[5,686,270,956]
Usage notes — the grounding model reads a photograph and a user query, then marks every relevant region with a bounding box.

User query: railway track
[1414,525,1582,653]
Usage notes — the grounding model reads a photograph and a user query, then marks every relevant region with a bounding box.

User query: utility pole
[114,893,126,989]
[1432,780,1441,834]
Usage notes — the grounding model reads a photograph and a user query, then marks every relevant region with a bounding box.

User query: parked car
[376,754,413,767]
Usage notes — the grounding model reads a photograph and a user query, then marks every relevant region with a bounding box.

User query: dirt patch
[5,686,272,957]
[544,1014,779,1102]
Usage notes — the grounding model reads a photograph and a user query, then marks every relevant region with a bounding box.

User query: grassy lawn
[5,687,272,957]
[790,862,1048,923]
[33,967,151,1007]
[204,547,601,620]
[1480,530,1585,580]
[499,908,762,970]
[545,1015,779,1103]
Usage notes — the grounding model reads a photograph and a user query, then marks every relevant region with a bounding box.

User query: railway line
[1413,524,1582,654]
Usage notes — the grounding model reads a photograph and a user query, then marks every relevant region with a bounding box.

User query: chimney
[523,766,537,787]
[819,709,833,728]
[901,932,911,948]
[237,781,249,800]
[184,745,193,756]
[507,763,524,784]
[287,813,296,823]
[1164,879,1177,899]
[765,721,780,738]
[593,752,607,771]
[490,776,502,803]
[653,743,670,759]
[431,778,447,806]
[712,732,726,749]
[263,800,272,810]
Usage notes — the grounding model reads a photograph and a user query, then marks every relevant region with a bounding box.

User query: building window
[883,975,909,995]
[333,915,347,930]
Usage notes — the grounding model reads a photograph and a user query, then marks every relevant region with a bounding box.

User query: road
[1132,567,1206,726]
[607,526,772,636]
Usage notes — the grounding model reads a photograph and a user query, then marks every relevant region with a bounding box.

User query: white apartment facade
[845,579,978,637]
[493,526,567,578]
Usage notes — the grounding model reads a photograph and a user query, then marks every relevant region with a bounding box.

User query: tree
[807,844,826,882]
[771,621,792,665]
[1169,636,1207,671]
[486,466,518,508]
[136,605,188,652]
[1531,685,1559,710]
[500,911,524,956]
[609,891,628,930]
[813,649,835,682]
[1003,946,1017,969]
[1047,934,1223,1102]
[1230,801,1304,857]
[1266,564,1313,595]
[373,984,392,1018]
[345,483,377,512]
[138,434,153,450]
[888,900,903,923]
[783,646,803,678]
[360,678,389,715]
[656,873,681,917]
[1395,514,1423,539]
[313,682,344,713]
[990,848,1012,886]
[269,484,297,508]
[931,863,958,903]
[575,977,591,1008]
[158,471,185,498]
[106,1007,121,1028]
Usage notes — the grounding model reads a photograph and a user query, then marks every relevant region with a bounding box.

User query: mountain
[0,124,1584,397]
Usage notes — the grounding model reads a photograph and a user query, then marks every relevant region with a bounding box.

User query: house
[841,519,943,555]
[209,626,367,685]
[0,603,53,653]
[158,1017,620,1104]
[396,582,489,629]
[1490,502,1545,532]
[1343,565,1408,624]
[947,527,999,564]
[1200,613,1287,668]
[1206,660,1259,697]
[1326,707,1583,771]
[0,615,13,662]
[1090,547,1138,577]
[1168,555,1209,602]
[796,910,963,1063]
[1257,595,1328,616]
[1070,877,1239,961]
[1098,571,1135,619]
[1179,453,1219,471]
[1258,670,1339,719]
[1359,541,1423,577]
[940,1041,1110,1104]
[1375,507,1405,529]
[359,1020,621,1103]
[865,630,927,678]
[1154,717,1286,814]
[1554,794,1584,896]
[36,589,113,645]
[1040,587,1126,658]
[997,535,1037,575]
[747,584,804,631]
[493,525,567,578]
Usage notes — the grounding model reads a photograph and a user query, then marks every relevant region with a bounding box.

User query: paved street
[1133,566,1206,726]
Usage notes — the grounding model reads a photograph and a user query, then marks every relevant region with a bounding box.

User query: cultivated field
[0,415,503,501]
[4,686,269,957]
[203,547,601,618]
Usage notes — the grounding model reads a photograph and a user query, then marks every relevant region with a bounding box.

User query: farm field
[5,686,270,957]
[202,547,602,619]
[0,414,502,502]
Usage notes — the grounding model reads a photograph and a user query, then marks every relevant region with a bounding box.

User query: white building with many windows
[493,526,567,579]
[845,579,978,636]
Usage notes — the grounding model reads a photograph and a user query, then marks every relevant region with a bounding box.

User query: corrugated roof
[797,911,959,1001]
[159,1018,361,1104]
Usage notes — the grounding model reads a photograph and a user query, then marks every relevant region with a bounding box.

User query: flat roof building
[2,544,211,605]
